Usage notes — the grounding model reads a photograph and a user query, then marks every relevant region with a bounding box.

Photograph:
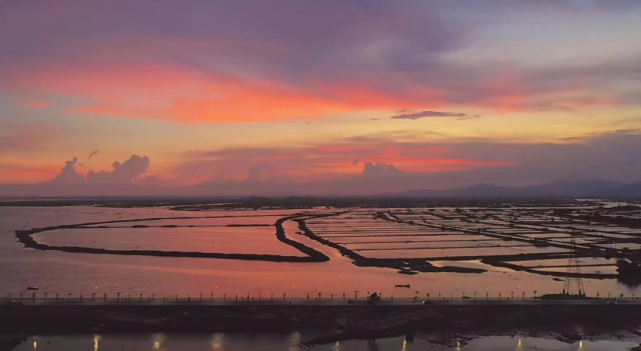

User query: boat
[395,284,411,288]
[27,286,38,291]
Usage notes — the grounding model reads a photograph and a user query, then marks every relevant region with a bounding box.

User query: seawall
[2,302,641,343]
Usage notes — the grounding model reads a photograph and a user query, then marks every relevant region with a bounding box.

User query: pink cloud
[22,99,52,109]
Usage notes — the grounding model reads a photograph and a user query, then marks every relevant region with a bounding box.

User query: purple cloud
[87,155,150,184]
[3,0,638,122]
[390,110,476,120]
[88,150,99,159]
[50,158,85,184]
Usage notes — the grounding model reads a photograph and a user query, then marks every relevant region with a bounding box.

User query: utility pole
[564,231,586,297]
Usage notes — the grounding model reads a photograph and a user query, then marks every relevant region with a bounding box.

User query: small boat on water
[27,286,38,291]
[395,284,411,288]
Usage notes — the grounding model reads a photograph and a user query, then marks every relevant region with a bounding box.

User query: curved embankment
[275,216,329,262]
[294,217,486,274]
[15,214,330,263]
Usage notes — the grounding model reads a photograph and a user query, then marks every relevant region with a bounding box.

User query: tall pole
[564,231,586,296]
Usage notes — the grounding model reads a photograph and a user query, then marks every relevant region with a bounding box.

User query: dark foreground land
[2,302,641,346]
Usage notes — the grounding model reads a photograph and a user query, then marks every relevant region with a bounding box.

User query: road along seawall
[2,303,641,343]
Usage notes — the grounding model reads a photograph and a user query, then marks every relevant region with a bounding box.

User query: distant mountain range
[2,178,641,199]
[387,179,641,198]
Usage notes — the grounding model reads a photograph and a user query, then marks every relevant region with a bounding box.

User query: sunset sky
[1,0,641,196]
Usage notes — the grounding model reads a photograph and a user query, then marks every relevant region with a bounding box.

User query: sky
[1,0,641,196]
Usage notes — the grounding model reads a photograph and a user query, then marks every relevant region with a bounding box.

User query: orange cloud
[315,146,373,153]
[5,63,450,123]
[0,164,59,183]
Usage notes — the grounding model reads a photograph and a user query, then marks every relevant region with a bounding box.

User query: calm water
[1,206,640,298]
[35,226,306,256]
[10,333,641,351]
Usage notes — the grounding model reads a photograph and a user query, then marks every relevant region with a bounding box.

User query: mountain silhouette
[389,179,641,198]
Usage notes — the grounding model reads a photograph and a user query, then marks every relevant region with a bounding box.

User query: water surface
[1,206,639,298]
